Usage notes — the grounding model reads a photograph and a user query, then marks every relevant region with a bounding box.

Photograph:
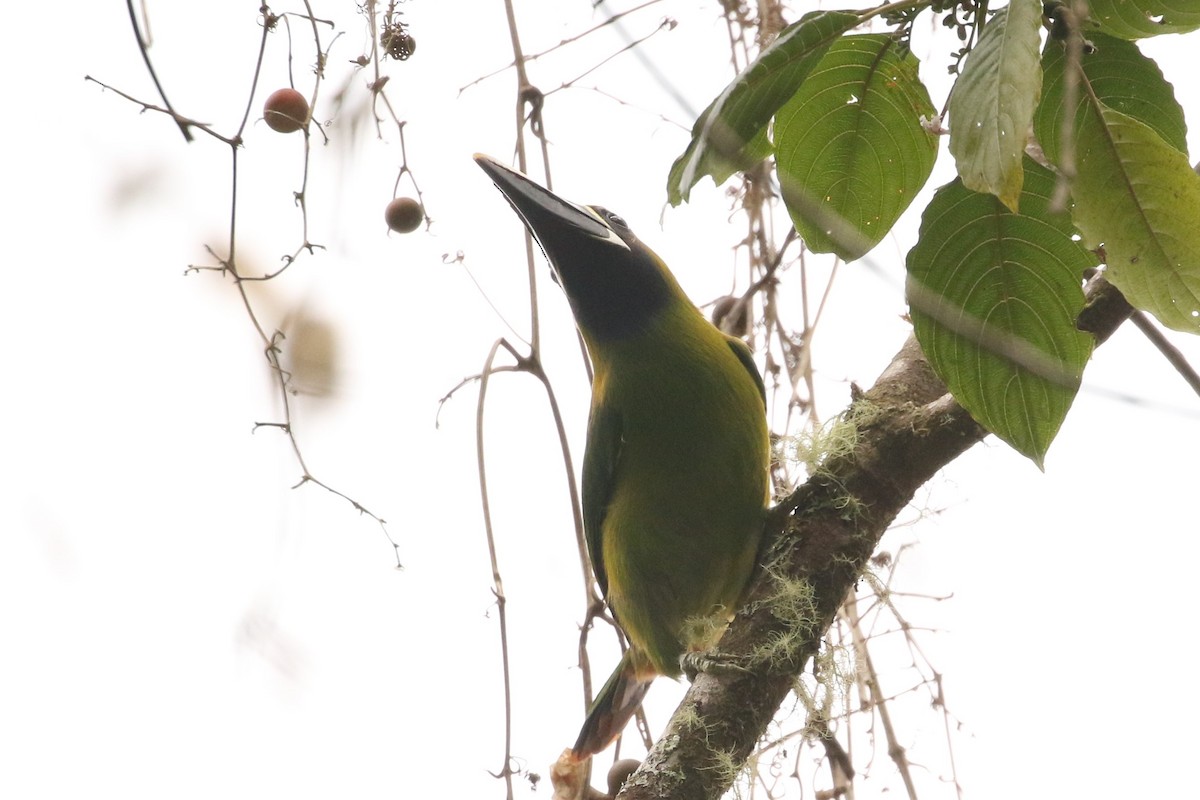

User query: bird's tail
[572,649,655,759]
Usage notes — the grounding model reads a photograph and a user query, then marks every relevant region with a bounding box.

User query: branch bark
[617,274,1133,800]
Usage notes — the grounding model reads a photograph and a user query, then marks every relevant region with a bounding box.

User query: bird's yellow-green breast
[585,299,769,677]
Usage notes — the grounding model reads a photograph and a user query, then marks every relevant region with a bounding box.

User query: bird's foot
[680,649,753,682]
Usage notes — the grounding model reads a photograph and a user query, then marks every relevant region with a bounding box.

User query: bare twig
[124,0,193,141]
[99,2,401,565]
[475,337,521,800]
[1129,311,1200,399]
[459,0,665,93]
[545,18,676,97]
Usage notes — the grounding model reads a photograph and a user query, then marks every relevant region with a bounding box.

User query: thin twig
[459,0,665,93]
[1129,311,1200,398]
[475,337,521,800]
[545,19,675,97]
[124,0,192,141]
[100,2,401,565]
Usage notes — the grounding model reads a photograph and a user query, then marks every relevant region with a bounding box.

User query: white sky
[3,2,1199,799]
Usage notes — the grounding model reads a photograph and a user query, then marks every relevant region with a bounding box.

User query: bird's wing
[582,400,622,601]
[726,335,767,410]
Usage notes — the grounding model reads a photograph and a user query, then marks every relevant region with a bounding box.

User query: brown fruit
[712,294,751,337]
[385,197,423,233]
[606,759,641,798]
[263,88,309,133]
[381,22,416,60]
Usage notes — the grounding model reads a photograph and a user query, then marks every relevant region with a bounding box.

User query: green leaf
[1035,33,1188,162]
[1072,106,1200,332]
[1036,36,1200,332]
[906,159,1096,466]
[772,34,938,261]
[948,0,1043,211]
[666,10,860,205]
[1085,0,1200,39]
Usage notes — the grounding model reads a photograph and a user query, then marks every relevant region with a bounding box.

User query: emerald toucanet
[475,154,770,758]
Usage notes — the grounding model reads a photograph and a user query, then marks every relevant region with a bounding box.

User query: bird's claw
[680,650,752,682]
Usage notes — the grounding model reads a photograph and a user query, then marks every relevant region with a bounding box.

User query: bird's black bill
[473,154,613,245]
[475,152,663,341]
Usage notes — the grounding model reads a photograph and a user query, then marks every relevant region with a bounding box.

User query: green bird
[475,154,770,759]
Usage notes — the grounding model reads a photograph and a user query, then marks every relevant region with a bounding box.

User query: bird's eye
[607,212,629,229]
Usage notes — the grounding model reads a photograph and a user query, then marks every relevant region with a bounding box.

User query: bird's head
[475,153,681,342]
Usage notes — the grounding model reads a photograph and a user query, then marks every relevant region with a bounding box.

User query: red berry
[263,88,309,133]
[385,197,423,233]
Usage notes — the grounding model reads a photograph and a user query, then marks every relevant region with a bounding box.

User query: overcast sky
[3,2,1199,799]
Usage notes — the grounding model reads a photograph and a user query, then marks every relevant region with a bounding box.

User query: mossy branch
[617,274,1133,800]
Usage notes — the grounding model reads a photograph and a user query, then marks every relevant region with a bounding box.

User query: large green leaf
[1036,32,1188,163]
[773,34,938,261]
[1085,0,1200,39]
[666,10,860,205]
[1072,106,1200,332]
[947,0,1043,211]
[906,160,1096,466]
[1036,37,1200,332]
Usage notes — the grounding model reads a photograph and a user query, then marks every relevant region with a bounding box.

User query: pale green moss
[780,401,881,475]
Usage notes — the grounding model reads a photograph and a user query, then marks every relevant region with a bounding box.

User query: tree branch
[616,273,1133,800]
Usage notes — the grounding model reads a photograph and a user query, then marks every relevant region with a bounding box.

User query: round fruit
[385,197,423,233]
[711,294,750,337]
[263,88,309,133]
[607,759,641,798]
